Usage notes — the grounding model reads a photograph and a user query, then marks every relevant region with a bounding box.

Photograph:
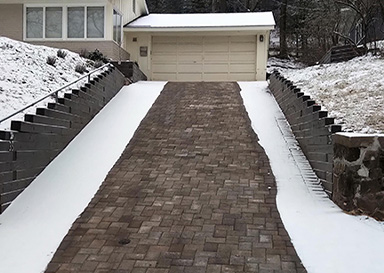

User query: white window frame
[113,8,123,45]
[23,4,106,41]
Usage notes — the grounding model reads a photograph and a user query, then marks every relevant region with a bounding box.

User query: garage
[151,35,257,81]
[125,12,275,81]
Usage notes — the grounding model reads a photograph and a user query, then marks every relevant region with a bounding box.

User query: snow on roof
[126,12,275,29]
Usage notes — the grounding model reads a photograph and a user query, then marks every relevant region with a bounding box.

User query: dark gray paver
[45,82,306,273]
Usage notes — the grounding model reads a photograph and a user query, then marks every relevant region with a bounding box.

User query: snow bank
[0,82,166,273]
[240,82,384,273]
[0,37,93,129]
[281,55,384,133]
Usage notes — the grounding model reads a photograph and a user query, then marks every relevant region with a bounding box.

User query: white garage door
[151,36,257,81]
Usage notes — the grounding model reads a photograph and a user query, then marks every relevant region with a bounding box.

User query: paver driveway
[45,82,306,273]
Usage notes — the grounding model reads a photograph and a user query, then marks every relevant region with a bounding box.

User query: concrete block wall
[269,71,342,195]
[0,66,125,213]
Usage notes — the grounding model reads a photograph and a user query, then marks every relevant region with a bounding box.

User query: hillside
[0,37,94,130]
[276,55,384,134]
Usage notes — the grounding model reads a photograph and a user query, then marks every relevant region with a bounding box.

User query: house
[0,0,149,60]
[0,0,275,81]
[338,7,384,46]
[125,12,275,81]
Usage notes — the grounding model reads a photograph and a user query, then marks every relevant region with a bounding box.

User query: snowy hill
[279,55,384,134]
[0,37,93,129]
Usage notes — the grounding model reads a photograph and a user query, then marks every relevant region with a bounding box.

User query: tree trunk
[212,0,217,12]
[280,0,288,58]
[218,0,227,12]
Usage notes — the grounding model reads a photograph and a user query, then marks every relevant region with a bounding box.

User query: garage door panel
[178,54,203,62]
[205,36,229,43]
[230,36,256,42]
[230,64,255,73]
[203,73,229,81]
[178,43,203,52]
[152,64,177,73]
[179,36,203,43]
[152,54,177,62]
[152,73,177,81]
[230,52,256,62]
[204,53,229,62]
[152,36,257,81]
[178,64,203,73]
[153,43,177,53]
[204,64,229,73]
[228,73,255,81]
[204,42,229,52]
[230,42,256,52]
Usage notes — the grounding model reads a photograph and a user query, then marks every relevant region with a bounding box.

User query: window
[46,7,62,38]
[26,7,43,38]
[113,10,122,44]
[68,7,84,38]
[25,6,105,40]
[87,7,104,38]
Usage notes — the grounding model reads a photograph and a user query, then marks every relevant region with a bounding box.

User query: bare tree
[336,0,380,48]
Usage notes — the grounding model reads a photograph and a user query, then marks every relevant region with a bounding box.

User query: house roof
[125,12,275,31]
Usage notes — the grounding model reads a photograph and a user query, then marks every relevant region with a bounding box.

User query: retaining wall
[0,66,125,213]
[269,71,342,194]
[333,133,384,220]
[111,61,148,82]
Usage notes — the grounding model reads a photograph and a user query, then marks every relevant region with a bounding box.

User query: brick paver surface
[45,82,306,273]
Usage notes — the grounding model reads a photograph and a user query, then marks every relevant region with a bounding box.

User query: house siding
[108,0,148,25]
[0,4,23,41]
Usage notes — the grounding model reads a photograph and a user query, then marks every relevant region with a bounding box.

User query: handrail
[0,63,112,124]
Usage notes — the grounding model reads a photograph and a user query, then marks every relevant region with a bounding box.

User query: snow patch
[281,54,384,134]
[0,37,95,130]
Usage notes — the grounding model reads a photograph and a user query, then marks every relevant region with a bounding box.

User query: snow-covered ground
[267,56,305,74]
[1,81,383,273]
[240,82,384,273]
[280,54,384,133]
[0,82,166,273]
[0,37,96,129]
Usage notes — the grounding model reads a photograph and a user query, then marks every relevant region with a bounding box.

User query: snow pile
[281,54,384,133]
[0,37,93,129]
[240,82,384,273]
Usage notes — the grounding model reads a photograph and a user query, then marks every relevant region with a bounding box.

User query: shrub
[80,49,89,59]
[57,49,67,59]
[93,61,104,68]
[87,49,108,63]
[46,56,57,66]
[75,63,87,74]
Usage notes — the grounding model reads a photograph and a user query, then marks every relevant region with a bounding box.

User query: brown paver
[45,82,306,273]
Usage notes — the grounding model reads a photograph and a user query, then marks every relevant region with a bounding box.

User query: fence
[0,64,125,213]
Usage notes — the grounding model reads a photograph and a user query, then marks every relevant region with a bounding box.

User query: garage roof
[125,12,275,31]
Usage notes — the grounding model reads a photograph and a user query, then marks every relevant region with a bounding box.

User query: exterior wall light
[259,35,264,42]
